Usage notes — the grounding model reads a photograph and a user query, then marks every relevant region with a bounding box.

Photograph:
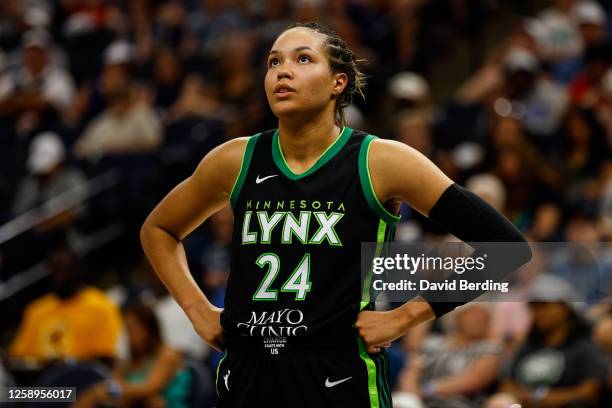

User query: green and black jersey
[217,127,399,407]
[222,127,399,355]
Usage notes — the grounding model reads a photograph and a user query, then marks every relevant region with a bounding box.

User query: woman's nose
[277,67,292,80]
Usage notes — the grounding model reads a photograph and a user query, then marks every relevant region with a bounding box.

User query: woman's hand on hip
[186,301,225,352]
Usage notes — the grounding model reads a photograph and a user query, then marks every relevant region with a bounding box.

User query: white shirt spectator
[154,295,209,360]
[75,104,162,157]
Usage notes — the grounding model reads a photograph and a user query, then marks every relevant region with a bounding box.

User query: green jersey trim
[215,353,227,396]
[230,134,260,209]
[358,135,401,225]
[271,127,353,180]
[357,218,394,408]
[358,337,381,408]
[360,219,388,310]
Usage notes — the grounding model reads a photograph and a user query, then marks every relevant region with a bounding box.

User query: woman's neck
[277,115,342,171]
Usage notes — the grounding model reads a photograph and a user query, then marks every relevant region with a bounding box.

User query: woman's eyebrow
[268,46,315,56]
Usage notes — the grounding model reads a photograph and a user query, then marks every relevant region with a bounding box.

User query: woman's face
[125,312,150,355]
[530,302,569,334]
[456,305,491,340]
[265,28,346,123]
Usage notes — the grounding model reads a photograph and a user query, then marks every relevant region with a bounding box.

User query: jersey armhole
[229,133,260,209]
[358,134,401,226]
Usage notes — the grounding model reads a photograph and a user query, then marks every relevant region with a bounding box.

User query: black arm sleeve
[422,183,532,317]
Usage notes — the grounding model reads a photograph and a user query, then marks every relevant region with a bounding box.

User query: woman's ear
[332,72,348,96]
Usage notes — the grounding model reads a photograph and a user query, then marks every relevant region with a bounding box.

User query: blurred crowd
[1,0,612,407]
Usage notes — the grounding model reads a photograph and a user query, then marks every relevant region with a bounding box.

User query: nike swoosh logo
[325,376,352,388]
[256,174,279,184]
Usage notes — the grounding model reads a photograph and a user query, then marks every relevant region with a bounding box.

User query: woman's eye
[268,58,279,67]
[298,55,311,63]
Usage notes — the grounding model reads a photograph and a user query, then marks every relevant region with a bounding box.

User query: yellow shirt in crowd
[10,287,123,362]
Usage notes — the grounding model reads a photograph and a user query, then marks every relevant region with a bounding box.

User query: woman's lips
[274,89,295,98]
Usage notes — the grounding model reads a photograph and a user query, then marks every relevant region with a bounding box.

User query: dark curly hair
[282,22,367,127]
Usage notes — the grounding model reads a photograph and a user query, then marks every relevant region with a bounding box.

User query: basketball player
[140,23,531,408]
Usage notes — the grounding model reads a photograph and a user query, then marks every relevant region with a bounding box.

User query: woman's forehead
[270,28,325,54]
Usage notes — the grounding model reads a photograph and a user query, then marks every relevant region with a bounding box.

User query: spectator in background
[213,31,263,137]
[594,68,612,144]
[394,110,434,158]
[0,29,75,132]
[500,47,568,138]
[569,41,612,107]
[151,1,189,52]
[12,131,86,217]
[545,0,609,83]
[9,246,123,365]
[167,73,226,123]
[384,71,435,138]
[456,44,569,143]
[497,285,607,408]
[487,116,525,152]
[66,40,136,130]
[528,202,564,241]
[395,304,502,407]
[75,301,191,408]
[140,258,210,361]
[491,139,548,222]
[9,131,87,268]
[528,0,582,63]
[573,1,608,48]
[387,72,432,115]
[559,107,609,185]
[187,0,250,58]
[74,43,162,158]
[465,174,507,213]
[152,48,184,113]
[60,0,123,84]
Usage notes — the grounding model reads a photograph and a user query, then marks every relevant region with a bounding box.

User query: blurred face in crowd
[47,250,82,300]
[265,27,347,125]
[220,32,255,74]
[395,113,431,155]
[154,49,181,86]
[492,117,523,149]
[531,203,562,239]
[580,23,606,47]
[565,217,600,242]
[497,148,523,183]
[456,304,491,340]
[125,311,152,356]
[102,64,130,96]
[24,45,48,77]
[529,302,570,334]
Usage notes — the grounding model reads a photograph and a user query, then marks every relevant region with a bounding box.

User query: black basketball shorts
[214,340,392,408]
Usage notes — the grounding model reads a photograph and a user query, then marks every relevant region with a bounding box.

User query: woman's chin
[272,105,301,119]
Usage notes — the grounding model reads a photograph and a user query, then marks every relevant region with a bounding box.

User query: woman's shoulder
[196,136,251,174]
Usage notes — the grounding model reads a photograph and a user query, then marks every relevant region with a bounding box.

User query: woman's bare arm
[355,139,452,352]
[140,137,247,350]
[356,139,530,352]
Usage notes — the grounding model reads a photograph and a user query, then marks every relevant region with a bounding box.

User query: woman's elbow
[515,237,532,267]
[140,218,159,251]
